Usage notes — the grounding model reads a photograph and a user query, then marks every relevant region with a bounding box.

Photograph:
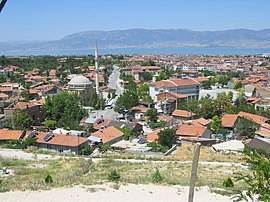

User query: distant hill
[1,28,270,51]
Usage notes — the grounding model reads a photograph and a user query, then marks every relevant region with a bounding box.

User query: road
[108,65,124,96]
[0,148,247,169]
[89,65,124,120]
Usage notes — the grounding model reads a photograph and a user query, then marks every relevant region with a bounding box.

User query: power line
[0,0,8,13]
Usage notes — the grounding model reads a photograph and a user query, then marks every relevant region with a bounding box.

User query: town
[0,51,270,201]
[0,52,270,154]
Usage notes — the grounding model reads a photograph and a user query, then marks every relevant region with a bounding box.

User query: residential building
[149,78,200,102]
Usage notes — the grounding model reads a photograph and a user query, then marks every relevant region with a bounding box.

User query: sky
[0,0,270,42]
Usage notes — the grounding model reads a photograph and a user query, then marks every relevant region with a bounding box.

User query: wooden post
[188,143,201,202]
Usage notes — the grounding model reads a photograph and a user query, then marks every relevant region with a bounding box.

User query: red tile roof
[147,130,160,142]
[130,106,149,113]
[36,132,88,147]
[13,102,39,110]
[151,78,199,88]
[193,118,210,126]
[0,129,25,140]
[238,111,269,125]
[93,118,111,130]
[176,124,207,137]
[257,123,270,138]
[221,114,239,128]
[91,126,124,144]
[172,109,196,118]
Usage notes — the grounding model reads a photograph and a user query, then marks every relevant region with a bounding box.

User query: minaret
[95,41,100,95]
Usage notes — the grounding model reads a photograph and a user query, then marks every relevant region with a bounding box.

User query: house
[90,126,124,145]
[107,120,143,133]
[4,101,45,126]
[0,129,26,142]
[248,136,270,153]
[147,130,160,143]
[192,118,210,127]
[0,129,89,154]
[35,132,89,154]
[221,114,239,130]
[130,106,149,121]
[176,124,212,139]
[238,111,269,125]
[256,123,270,138]
[156,92,187,114]
[212,140,245,152]
[93,118,111,130]
[181,70,199,78]
[172,109,196,122]
[149,78,200,102]
[122,66,162,81]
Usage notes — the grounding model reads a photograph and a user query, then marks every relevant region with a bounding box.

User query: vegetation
[147,142,169,153]
[236,117,259,138]
[0,153,246,193]
[107,170,121,182]
[45,174,53,184]
[43,91,87,130]
[223,177,234,188]
[148,121,167,129]
[158,128,177,148]
[152,168,163,183]
[13,108,34,130]
[146,108,158,122]
[234,148,270,201]
[114,90,139,114]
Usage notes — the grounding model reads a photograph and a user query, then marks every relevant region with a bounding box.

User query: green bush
[223,177,234,188]
[45,174,53,184]
[148,121,167,129]
[99,144,110,153]
[152,168,163,183]
[147,142,169,153]
[108,170,121,182]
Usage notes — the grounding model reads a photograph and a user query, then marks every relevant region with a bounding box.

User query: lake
[1,47,270,56]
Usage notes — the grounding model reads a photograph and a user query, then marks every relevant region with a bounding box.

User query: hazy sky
[0,0,269,42]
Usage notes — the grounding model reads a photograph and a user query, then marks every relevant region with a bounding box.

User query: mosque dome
[68,75,91,85]
[68,75,92,89]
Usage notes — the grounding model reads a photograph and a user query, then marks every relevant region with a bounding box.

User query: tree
[146,108,158,123]
[42,91,87,130]
[13,109,34,130]
[236,117,259,138]
[202,80,211,89]
[234,82,243,89]
[199,94,215,118]
[158,128,177,147]
[114,90,139,114]
[234,148,270,201]
[211,115,227,134]
[157,72,169,81]
[42,120,56,128]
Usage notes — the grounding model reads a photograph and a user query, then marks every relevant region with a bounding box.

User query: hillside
[1,28,270,51]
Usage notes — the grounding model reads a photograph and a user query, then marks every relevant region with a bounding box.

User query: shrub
[152,168,163,183]
[108,170,121,182]
[99,144,110,153]
[234,148,270,201]
[223,177,234,188]
[45,174,53,184]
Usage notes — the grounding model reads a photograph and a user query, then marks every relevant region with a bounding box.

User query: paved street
[89,65,124,120]
[108,65,124,96]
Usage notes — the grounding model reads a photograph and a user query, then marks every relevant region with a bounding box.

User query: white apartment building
[149,78,200,102]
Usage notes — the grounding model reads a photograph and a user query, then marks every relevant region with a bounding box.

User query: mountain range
[1,28,270,52]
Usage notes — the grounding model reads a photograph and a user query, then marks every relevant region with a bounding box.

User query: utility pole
[0,0,8,13]
[188,143,201,202]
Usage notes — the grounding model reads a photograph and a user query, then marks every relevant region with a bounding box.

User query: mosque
[68,75,93,105]
[67,44,100,106]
